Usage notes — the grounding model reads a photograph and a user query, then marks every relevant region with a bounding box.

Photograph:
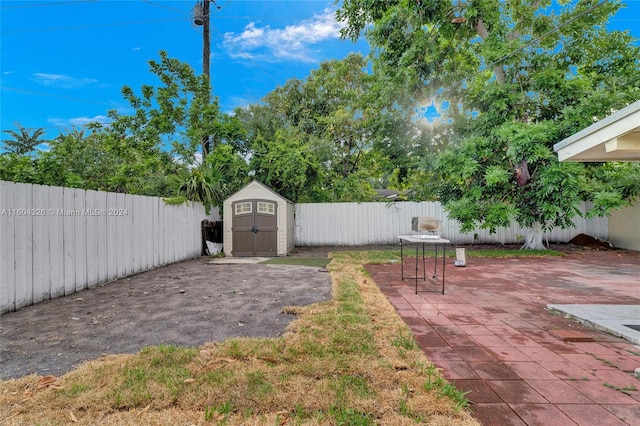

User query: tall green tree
[239,53,417,202]
[103,51,248,202]
[2,122,46,156]
[338,0,640,248]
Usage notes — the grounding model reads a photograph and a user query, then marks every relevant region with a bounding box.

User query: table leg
[422,242,426,281]
[400,238,404,280]
[441,243,446,294]
[415,242,419,294]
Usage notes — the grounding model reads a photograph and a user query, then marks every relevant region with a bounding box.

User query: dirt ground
[0,256,333,380]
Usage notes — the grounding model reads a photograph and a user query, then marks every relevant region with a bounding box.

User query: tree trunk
[521,222,546,250]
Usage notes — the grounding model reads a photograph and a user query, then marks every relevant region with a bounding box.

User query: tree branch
[473,18,507,84]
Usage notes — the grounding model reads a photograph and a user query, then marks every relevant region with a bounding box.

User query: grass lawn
[0,251,486,425]
[260,257,331,267]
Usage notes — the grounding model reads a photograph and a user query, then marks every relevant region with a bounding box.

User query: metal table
[398,235,450,294]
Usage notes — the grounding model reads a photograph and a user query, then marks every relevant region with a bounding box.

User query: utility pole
[202,0,210,84]
[192,0,216,157]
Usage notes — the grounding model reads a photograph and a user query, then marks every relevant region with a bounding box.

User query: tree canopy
[338,0,640,248]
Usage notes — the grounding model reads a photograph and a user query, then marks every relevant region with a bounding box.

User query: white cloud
[33,73,100,88]
[222,8,343,63]
[47,115,110,128]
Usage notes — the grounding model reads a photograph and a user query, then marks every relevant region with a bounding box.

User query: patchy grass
[463,248,564,258]
[0,251,479,426]
[340,247,564,263]
[260,257,330,267]
[376,246,566,263]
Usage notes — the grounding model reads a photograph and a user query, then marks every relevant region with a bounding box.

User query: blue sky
[1,0,639,141]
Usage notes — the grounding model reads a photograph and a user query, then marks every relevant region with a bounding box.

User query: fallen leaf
[138,404,151,415]
[184,378,196,383]
[69,411,78,422]
[38,375,60,389]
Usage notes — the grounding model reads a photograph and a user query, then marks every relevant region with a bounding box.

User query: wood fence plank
[84,190,98,288]
[96,190,108,285]
[0,181,16,313]
[13,183,32,307]
[106,191,118,281]
[75,188,88,291]
[49,185,64,298]
[31,184,49,303]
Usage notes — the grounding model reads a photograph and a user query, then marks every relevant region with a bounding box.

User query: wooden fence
[294,201,608,246]
[0,181,206,313]
[1,182,610,313]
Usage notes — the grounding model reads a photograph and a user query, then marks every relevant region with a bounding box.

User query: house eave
[554,100,640,162]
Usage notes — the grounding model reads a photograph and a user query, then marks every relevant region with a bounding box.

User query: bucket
[455,248,466,267]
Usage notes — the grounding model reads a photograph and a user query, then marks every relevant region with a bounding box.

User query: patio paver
[365,249,640,426]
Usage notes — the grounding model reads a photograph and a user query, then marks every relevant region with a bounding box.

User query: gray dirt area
[0,257,332,380]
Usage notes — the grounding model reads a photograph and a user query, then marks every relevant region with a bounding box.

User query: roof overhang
[554,100,640,162]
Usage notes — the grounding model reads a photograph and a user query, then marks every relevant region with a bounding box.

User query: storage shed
[223,180,295,257]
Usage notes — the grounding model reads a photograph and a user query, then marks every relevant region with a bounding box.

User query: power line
[0,18,187,34]
[440,0,610,94]
[141,0,187,13]
[0,0,98,10]
[1,86,116,107]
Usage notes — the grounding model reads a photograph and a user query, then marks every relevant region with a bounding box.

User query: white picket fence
[0,181,206,313]
[295,201,608,246]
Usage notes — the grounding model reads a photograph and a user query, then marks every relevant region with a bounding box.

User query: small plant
[627,349,640,357]
[422,363,470,412]
[398,398,411,416]
[423,364,444,391]
[204,401,233,423]
[586,352,619,369]
[246,371,272,397]
[328,406,373,425]
[441,383,471,412]
[391,330,418,351]
[63,383,90,397]
[603,382,637,395]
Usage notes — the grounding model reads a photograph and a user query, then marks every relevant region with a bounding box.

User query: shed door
[232,200,278,256]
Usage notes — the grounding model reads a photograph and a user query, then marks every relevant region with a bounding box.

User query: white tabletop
[398,235,450,244]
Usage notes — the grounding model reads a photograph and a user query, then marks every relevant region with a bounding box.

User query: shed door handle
[252,226,258,233]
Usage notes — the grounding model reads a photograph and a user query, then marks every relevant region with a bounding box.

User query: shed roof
[225,180,292,204]
[554,100,640,162]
